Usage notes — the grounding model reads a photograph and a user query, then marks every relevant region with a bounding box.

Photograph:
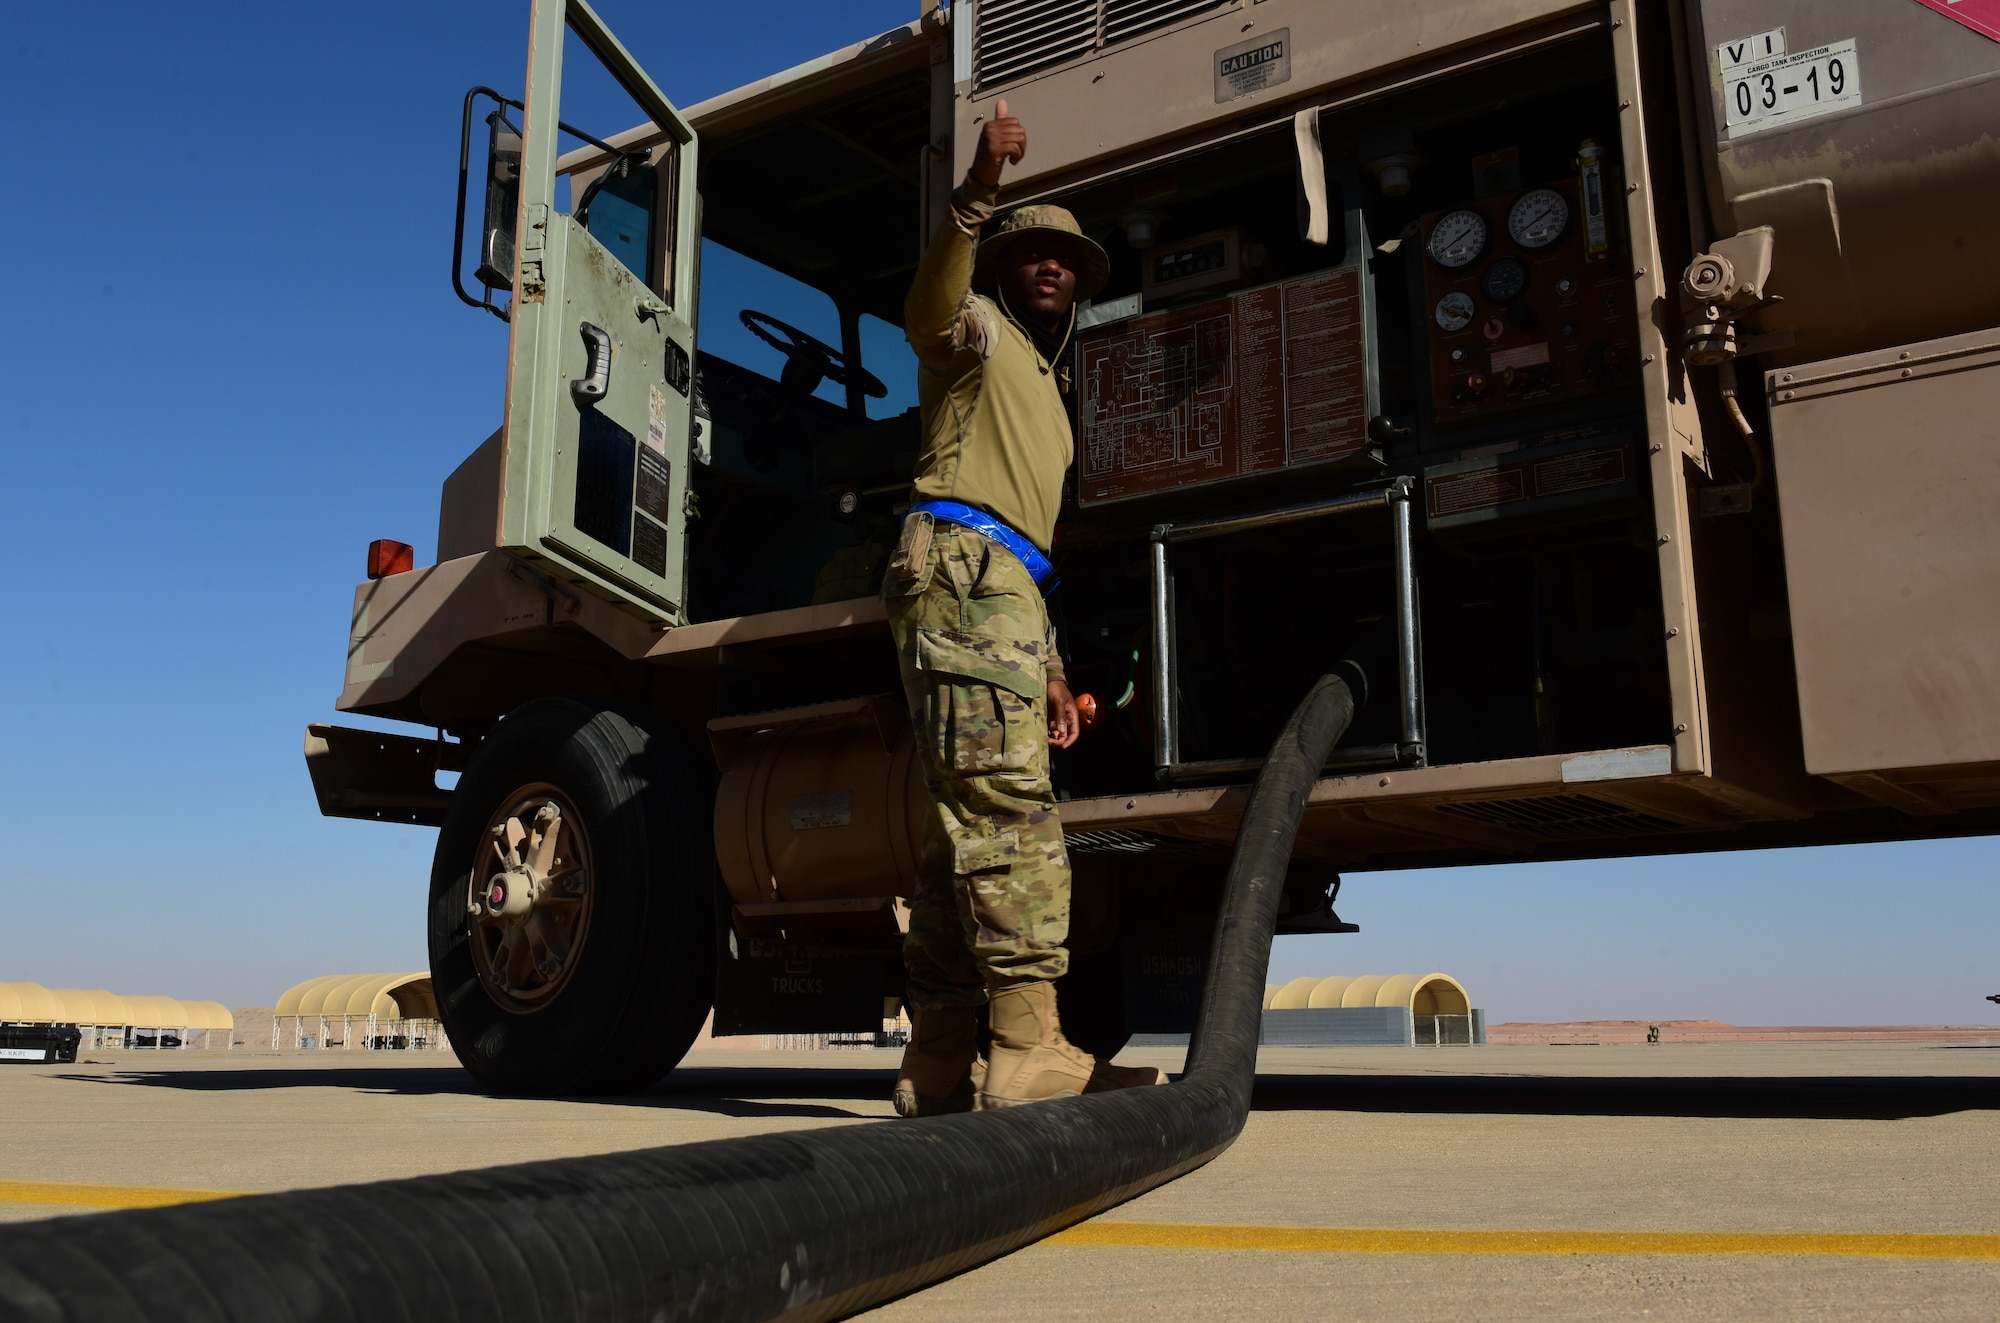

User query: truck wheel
[428,697,714,1095]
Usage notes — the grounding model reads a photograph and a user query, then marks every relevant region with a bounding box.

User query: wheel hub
[467,787,593,1014]
[480,869,535,918]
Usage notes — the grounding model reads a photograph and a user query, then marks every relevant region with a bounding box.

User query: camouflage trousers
[884,523,1070,1009]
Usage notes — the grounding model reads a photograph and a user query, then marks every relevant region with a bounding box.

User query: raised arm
[905,102,1028,371]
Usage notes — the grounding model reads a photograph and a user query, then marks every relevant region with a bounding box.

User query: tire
[429,697,715,1095]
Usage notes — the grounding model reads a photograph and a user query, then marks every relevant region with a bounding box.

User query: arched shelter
[272,973,444,1051]
[0,982,237,1049]
[1258,973,1482,1046]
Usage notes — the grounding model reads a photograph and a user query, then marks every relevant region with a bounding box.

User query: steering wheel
[739,309,888,399]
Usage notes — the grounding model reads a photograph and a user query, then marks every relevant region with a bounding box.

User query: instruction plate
[1723,40,1862,135]
[1076,265,1374,505]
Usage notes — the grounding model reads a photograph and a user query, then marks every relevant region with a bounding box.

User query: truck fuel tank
[1692,0,2000,363]
[711,698,927,916]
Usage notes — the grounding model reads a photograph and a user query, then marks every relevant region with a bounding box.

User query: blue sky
[2,3,1995,1025]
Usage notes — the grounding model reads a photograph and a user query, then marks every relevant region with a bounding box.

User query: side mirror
[475,110,523,292]
[453,88,528,318]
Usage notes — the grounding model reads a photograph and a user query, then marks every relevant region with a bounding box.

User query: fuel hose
[0,674,1356,1323]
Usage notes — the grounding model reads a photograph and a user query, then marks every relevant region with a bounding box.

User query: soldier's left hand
[1047,680,1080,749]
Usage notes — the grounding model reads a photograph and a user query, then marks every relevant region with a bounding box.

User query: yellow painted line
[1050,1222,2000,1261]
[0,1180,243,1212]
[2,1182,1990,1264]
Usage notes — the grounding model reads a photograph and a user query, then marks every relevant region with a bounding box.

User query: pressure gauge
[1482,256,1529,304]
[1434,291,1475,332]
[1426,209,1489,269]
[1507,187,1569,250]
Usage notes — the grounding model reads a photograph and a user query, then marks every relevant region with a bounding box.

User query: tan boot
[892,1004,982,1118]
[1085,1056,1167,1093]
[977,981,1165,1109]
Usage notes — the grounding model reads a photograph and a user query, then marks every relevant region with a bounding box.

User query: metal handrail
[1150,477,1425,782]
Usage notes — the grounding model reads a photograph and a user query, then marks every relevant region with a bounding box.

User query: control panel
[1140,226,1270,304]
[1420,172,1638,425]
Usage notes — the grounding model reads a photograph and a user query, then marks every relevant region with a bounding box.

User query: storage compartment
[1028,27,1672,795]
[1765,327,2000,811]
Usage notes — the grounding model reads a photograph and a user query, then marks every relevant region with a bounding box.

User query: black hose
[0,676,1356,1323]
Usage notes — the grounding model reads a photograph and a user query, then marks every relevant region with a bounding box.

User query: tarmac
[3,1041,1998,1319]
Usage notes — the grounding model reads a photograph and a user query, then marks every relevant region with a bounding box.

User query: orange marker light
[367,539,415,579]
[1074,693,1100,730]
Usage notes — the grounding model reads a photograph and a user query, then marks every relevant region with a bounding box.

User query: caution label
[1214,29,1290,103]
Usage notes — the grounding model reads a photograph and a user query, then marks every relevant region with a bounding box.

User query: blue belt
[911,499,1059,594]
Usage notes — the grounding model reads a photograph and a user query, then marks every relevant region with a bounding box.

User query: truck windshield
[699,240,914,416]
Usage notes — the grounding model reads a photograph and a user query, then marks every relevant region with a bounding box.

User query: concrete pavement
[2,1042,1996,1318]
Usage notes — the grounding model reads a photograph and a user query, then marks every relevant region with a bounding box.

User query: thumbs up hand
[972,98,1027,188]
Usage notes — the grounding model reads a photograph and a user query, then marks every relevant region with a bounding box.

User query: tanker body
[307,0,2000,1093]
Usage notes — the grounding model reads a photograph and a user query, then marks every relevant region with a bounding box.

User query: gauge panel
[1418,175,1637,425]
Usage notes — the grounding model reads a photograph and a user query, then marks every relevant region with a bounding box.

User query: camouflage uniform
[886,524,1070,1008]
[889,176,1105,1012]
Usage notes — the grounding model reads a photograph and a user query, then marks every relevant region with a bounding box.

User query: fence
[276,1014,450,1052]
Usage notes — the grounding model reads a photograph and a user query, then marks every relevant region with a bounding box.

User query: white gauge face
[1435,291,1476,332]
[1507,188,1569,250]
[1426,209,1490,269]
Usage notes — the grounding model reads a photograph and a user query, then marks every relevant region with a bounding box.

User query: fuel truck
[305,0,2000,1094]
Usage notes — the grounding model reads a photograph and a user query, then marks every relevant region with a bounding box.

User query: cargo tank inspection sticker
[1723,39,1862,135]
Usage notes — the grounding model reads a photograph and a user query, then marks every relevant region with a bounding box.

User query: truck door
[496,0,700,624]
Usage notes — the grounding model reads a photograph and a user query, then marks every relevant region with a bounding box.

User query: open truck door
[376,0,722,1098]
[487,0,700,624]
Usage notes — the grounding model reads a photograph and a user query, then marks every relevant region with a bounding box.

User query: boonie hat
[974,205,1110,299]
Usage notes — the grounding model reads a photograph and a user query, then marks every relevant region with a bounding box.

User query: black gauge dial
[1507,187,1570,250]
[1425,209,1490,269]
[1481,256,1529,304]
